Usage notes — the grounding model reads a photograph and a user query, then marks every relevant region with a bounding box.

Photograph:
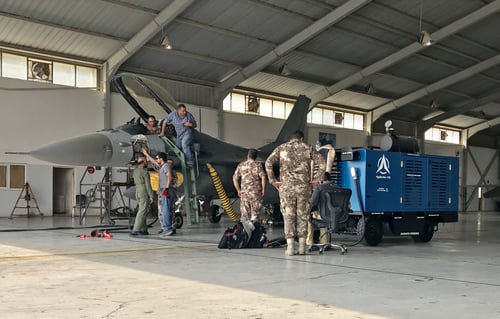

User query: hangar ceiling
[1,0,500,147]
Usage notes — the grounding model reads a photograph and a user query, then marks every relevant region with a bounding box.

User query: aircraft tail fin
[274,94,311,144]
[259,94,311,156]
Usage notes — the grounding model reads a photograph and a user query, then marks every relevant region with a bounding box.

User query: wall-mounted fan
[247,95,259,113]
[31,61,51,80]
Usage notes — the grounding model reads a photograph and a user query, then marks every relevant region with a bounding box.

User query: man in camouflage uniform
[265,130,325,255]
[233,148,266,221]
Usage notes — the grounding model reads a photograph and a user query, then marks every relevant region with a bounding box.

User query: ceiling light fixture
[160,35,172,50]
[279,63,291,76]
[160,27,172,50]
[418,0,434,46]
[365,83,376,94]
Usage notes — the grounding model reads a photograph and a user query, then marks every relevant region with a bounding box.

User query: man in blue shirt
[160,104,197,166]
[156,152,175,237]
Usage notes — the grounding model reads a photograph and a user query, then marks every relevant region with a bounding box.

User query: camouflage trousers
[240,192,262,221]
[279,190,311,239]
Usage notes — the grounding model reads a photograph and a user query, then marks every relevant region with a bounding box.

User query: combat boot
[285,238,295,256]
[297,237,306,255]
[306,222,314,246]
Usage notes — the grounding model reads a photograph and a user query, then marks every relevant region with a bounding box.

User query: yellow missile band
[206,163,239,222]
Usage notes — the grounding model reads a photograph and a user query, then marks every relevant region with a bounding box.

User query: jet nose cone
[30,133,113,166]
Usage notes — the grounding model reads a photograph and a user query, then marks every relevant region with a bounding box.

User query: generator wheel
[209,205,222,223]
[173,212,184,229]
[364,217,383,246]
[412,221,435,243]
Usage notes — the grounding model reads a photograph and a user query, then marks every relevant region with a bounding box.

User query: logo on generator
[376,154,391,179]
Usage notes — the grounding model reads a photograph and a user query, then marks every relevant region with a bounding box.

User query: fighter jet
[22,73,312,223]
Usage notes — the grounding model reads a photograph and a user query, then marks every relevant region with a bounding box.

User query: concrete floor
[0,211,499,319]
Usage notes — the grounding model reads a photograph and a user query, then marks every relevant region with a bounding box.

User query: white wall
[0,78,104,216]
[222,112,284,148]
[462,146,499,212]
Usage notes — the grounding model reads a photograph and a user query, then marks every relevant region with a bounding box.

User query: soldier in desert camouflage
[265,130,325,255]
[233,148,267,221]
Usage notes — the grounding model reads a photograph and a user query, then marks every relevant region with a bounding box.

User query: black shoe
[130,232,139,236]
[138,231,149,235]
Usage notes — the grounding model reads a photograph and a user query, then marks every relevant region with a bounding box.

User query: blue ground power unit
[335,149,459,246]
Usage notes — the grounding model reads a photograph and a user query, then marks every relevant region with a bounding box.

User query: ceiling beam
[308,0,500,106]
[466,115,500,138]
[175,5,500,101]
[105,0,194,77]
[372,53,500,121]
[419,89,500,133]
[216,0,372,96]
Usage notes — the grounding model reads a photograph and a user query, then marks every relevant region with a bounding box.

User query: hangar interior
[1,0,500,216]
[0,1,500,318]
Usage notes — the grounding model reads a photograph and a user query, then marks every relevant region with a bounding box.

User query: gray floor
[0,211,499,319]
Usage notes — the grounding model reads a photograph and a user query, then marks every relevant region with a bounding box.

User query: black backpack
[246,221,267,248]
[217,222,249,249]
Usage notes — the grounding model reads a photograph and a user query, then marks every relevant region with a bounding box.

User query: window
[0,50,99,89]
[2,53,27,80]
[76,65,97,88]
[0,166,6,188]
[307,106,364,130]
[223,92,293,120]
[53,62,75,86]
[230,93,245,113]
[10,165,25,189]
[272,100,285,118]
[0,164,25,189]
[224,92,365,131]
[425,127,460,144]
[311,108,323,125]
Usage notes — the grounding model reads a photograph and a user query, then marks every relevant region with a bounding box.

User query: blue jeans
[176,132,194,165]
[161,193,172,231]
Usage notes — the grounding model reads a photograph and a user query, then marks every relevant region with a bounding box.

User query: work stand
[9,182,43,218]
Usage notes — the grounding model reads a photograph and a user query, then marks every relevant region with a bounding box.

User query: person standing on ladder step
[159,104,197,167]
[156,152,175,237]
[130,155,154,236]
[233,148,266,222]
[265,130,325,256]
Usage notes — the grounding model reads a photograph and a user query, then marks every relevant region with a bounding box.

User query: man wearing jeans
[160,104,197,167]
[156,152,175,237]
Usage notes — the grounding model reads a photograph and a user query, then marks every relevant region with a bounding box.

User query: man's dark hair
[291,130,304,140]
[157,152,167,161]
[177,104,186,110]
[248,148,258,160]
[148,115,156,120]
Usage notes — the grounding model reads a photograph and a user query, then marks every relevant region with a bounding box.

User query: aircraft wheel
[364,216,383,246]
[173,212,184,229]
[209,205,222,223]
[412,221,435,243]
